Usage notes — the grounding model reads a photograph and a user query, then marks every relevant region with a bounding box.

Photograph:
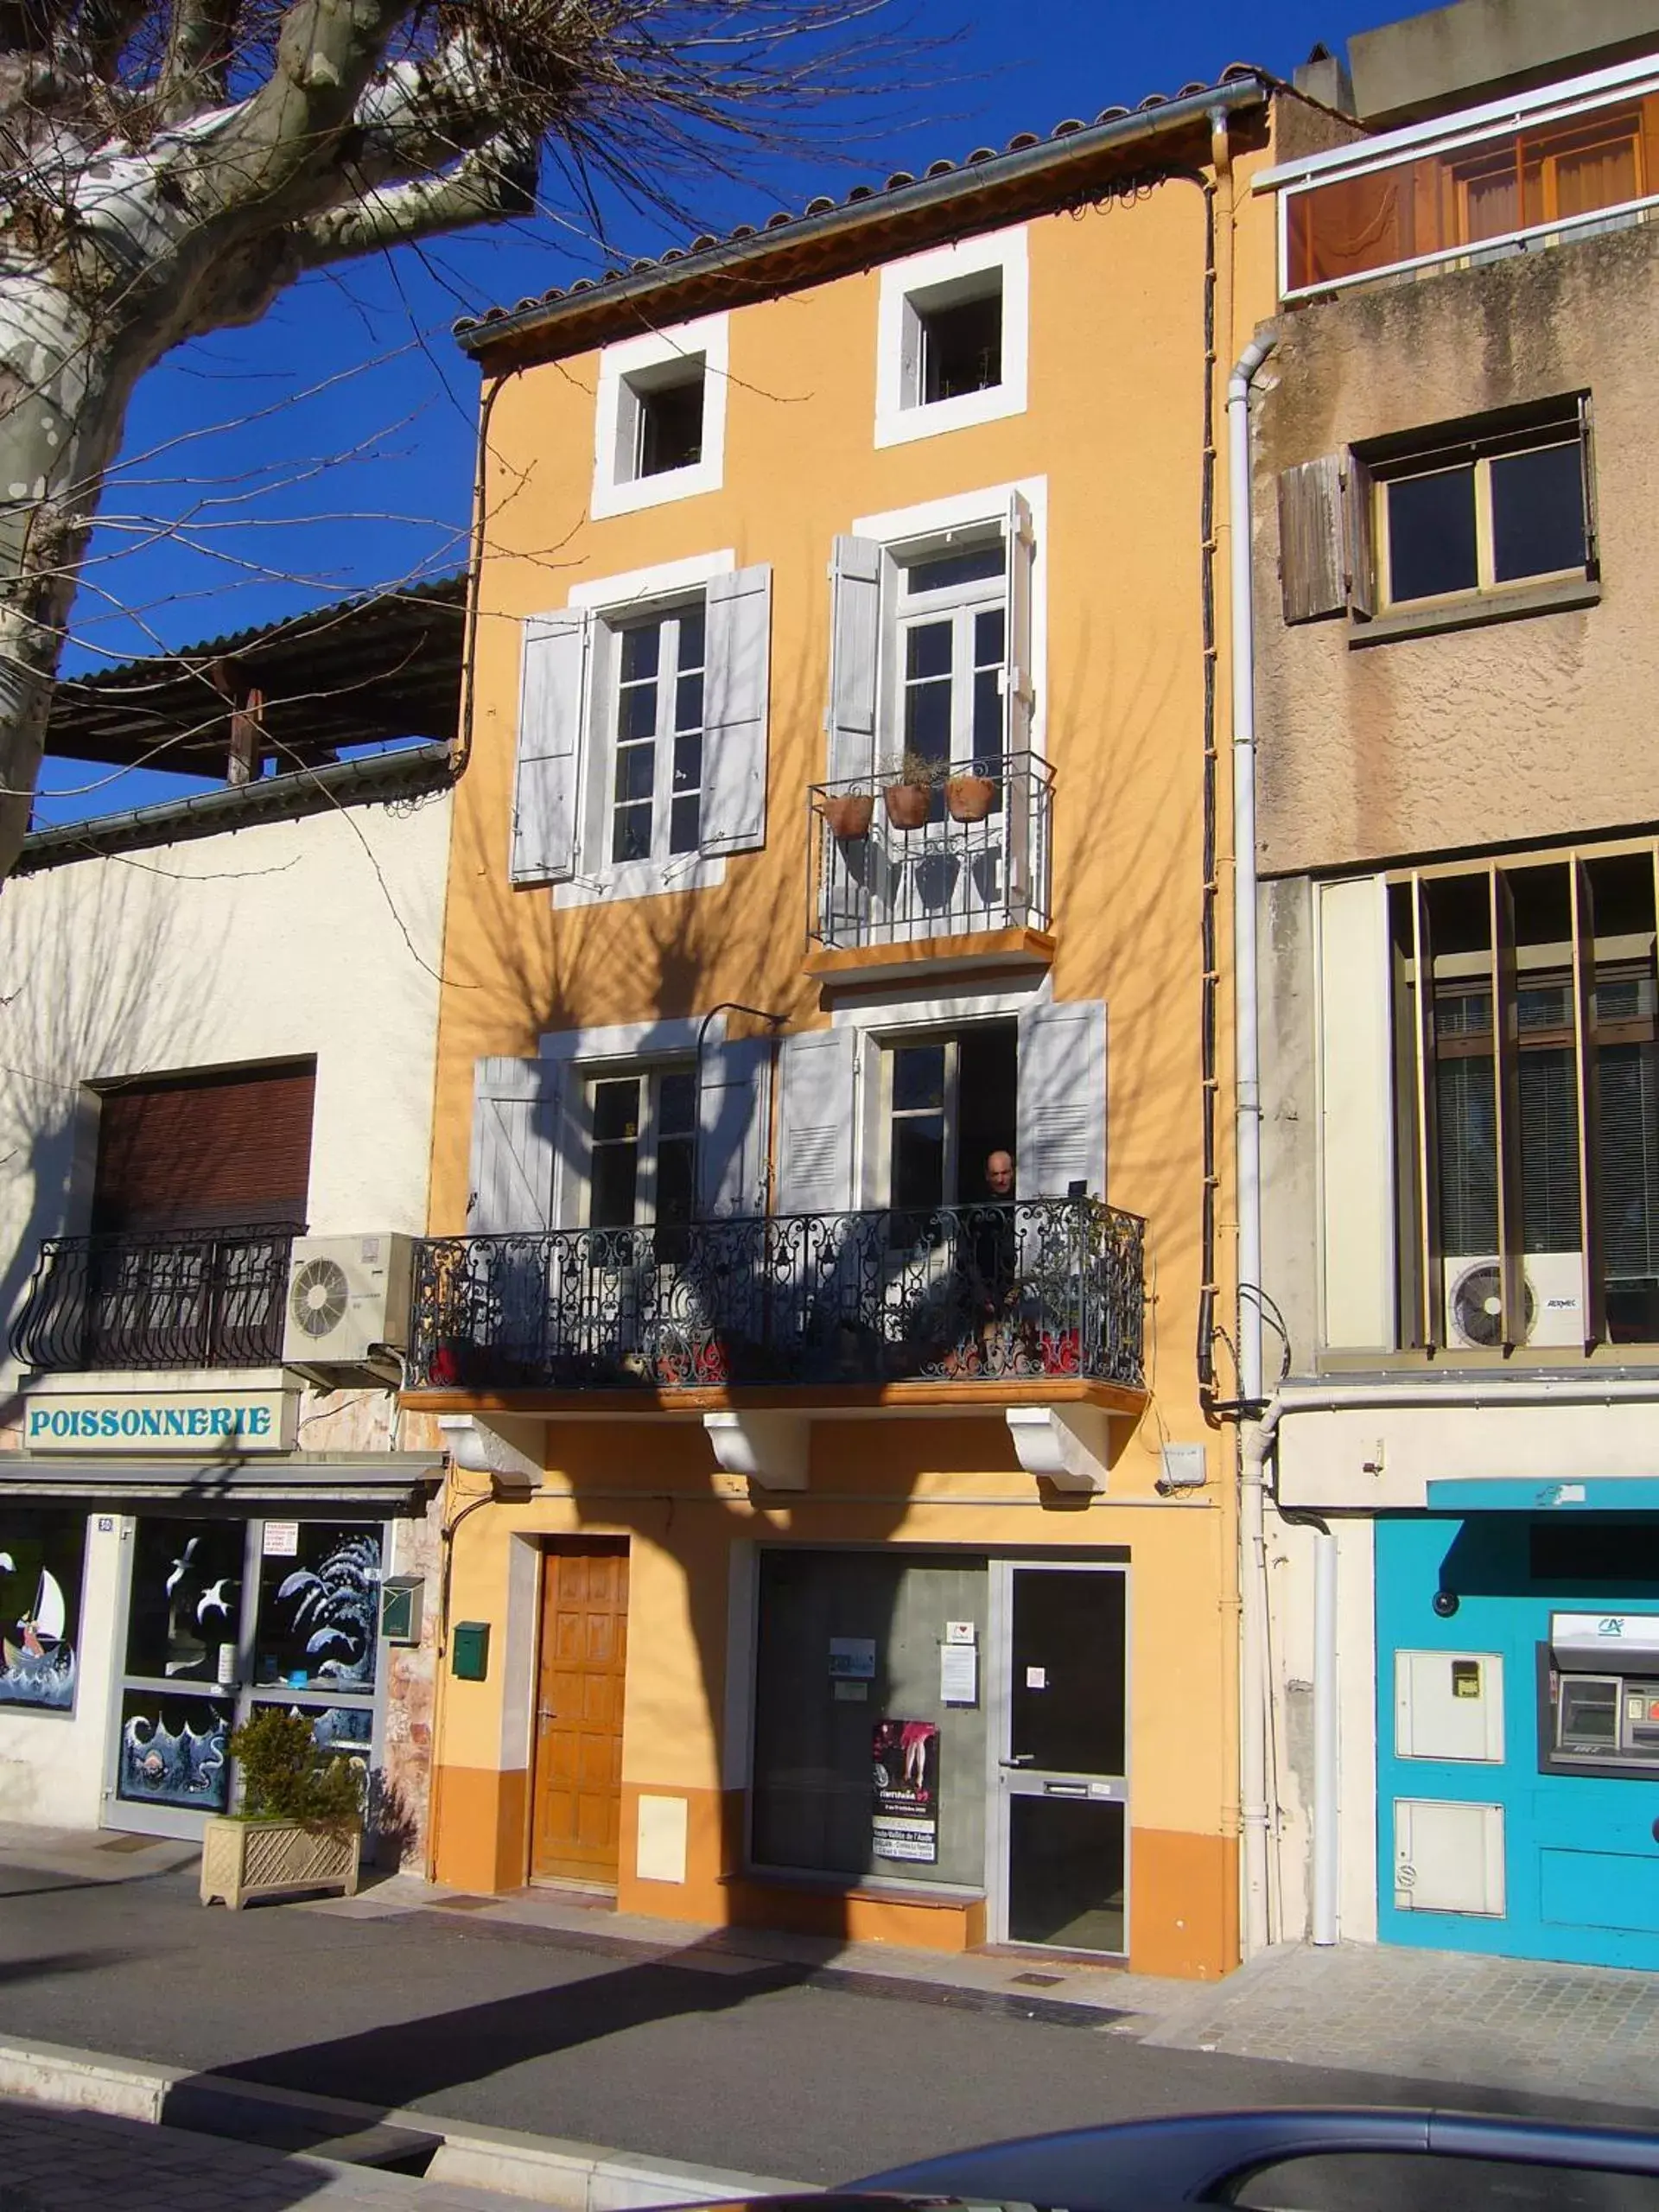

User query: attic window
[874,227,1028,450]
[591,314,728,520]
[912,283,1003,406]
[628,364,705,480]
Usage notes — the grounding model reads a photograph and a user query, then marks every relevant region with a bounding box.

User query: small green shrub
[228,1707,365,1830]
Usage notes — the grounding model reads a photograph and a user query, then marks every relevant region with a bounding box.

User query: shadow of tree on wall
[0,857,214,1429]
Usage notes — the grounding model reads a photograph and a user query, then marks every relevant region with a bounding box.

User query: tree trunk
[0,272,136,880]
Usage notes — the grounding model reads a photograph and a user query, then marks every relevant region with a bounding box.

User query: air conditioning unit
[1443,1252,1586,1351]
[283,1234,413,1370]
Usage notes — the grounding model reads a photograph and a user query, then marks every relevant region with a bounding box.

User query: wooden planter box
[200,1815,360,1910]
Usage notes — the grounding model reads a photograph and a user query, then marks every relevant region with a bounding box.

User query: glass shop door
[105,1514,385,1842]
[990,1562,1128,1955]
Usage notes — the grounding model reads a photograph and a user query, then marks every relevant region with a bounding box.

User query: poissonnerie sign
[23,1389,296,1454]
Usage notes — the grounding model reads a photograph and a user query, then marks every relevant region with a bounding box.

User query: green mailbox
[379,1575,423,1646]
[451,1621,491,1681]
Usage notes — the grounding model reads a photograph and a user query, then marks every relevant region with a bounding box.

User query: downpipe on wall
[1228,329,1280,1959]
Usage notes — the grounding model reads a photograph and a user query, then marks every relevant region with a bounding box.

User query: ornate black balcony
[10,1225,301,1372]
[808,751,1054,954]
[409,1198,1144,1396]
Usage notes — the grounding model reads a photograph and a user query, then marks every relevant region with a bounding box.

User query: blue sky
[38,0,1402,828]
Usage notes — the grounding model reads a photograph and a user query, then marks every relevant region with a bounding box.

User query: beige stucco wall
[1252,221,1659,880]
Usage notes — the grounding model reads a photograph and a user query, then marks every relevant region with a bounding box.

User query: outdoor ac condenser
[282,1233,414,1370]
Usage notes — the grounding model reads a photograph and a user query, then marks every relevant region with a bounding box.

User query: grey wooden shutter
[700,565,772,855]
[467,1058,563,1231]
[512,612,589,885]
[1340,452,1376,621]
[826,536,883,785]
[1277,454,1346,624]
[1003,488,1036,762]
[1016,998,1107,1198]
[774,1029,858,1214]
[697,1036,772,1217]
[1279,452,1379,624]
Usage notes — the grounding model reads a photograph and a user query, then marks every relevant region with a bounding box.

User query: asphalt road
[4,1859,1658,2205]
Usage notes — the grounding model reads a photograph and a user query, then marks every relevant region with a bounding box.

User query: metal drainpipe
[1311,1520,1340,1944]
[1228,329,1276,1959]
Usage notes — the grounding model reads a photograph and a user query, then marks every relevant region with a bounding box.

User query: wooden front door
[530,1541,629,1885]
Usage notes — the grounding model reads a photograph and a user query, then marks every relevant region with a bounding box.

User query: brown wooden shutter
[1341,453,1376,620]
[1277,454,1346,623]
[92,1063,315,1233]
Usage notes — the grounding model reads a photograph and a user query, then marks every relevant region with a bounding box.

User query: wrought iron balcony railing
[410,1198,1144,1396]
[808,751,1053,955]
[10,1224,301,1372]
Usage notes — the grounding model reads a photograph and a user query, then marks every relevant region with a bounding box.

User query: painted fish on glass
[276,1534,380,1685]
[119,1710,230,1808]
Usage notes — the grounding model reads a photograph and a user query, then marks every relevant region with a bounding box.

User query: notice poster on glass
[871,1717,940,1865]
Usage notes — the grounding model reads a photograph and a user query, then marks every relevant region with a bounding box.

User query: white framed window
[510,550,772,906]
[874,227,1028,448]
[592,314,729,518]
[610,600,707,867]
[816,481,1047,945]
[881,1022,1019,1212]
[894,541,1008,783]
[586,1064,698,1230]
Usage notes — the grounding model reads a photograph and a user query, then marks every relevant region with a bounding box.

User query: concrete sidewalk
[4,1816,1659,2191]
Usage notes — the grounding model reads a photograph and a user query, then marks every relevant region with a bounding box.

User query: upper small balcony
[10,1225,300,1373]
[805,749,1054,983]
[1272,71,1659,303]
[406,1197,1143,1412]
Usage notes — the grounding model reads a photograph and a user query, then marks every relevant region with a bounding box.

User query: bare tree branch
[300,130,536,261]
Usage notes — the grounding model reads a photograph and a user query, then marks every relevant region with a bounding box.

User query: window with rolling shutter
[92,1063,315,1233]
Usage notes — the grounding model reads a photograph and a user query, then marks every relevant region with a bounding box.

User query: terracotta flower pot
[883,782,932,830]
[821,791,874,841]
[945,775,996,823]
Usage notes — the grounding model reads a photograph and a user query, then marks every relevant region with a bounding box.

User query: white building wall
[0,790,451,1371]
[0,785,451,1827]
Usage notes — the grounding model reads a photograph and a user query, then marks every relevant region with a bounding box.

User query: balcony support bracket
[703,1409,810,1491]
[438,1414,544,1499]
[1005,1404,1110,1494]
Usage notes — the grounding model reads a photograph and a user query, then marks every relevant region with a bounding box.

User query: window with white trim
[897,544,1007,788]
[592,315,728,518]
[587,1065,697,1231]
[510,559,771,900]
[874,229,1028,448]
[884,1024,1018,1211]
[611,601,705,864]
[817,490,1045,946]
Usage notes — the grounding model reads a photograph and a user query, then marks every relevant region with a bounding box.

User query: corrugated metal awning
[0,1453,442,1510]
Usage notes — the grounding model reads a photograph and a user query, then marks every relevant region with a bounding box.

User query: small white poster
[1026,1664,1047,1690]
[940,1643,978,1707]
[263,1521,300,1557]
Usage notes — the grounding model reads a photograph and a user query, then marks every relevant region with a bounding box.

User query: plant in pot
[945,763,997,823]
[200,1706,365,1910]
[883,749,939,831]
[819,788,874,842]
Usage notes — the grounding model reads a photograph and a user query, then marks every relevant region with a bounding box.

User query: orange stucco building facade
[410,74,1294,1980]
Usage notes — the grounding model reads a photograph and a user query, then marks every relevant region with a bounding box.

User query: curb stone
[0,2037,813,2207]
